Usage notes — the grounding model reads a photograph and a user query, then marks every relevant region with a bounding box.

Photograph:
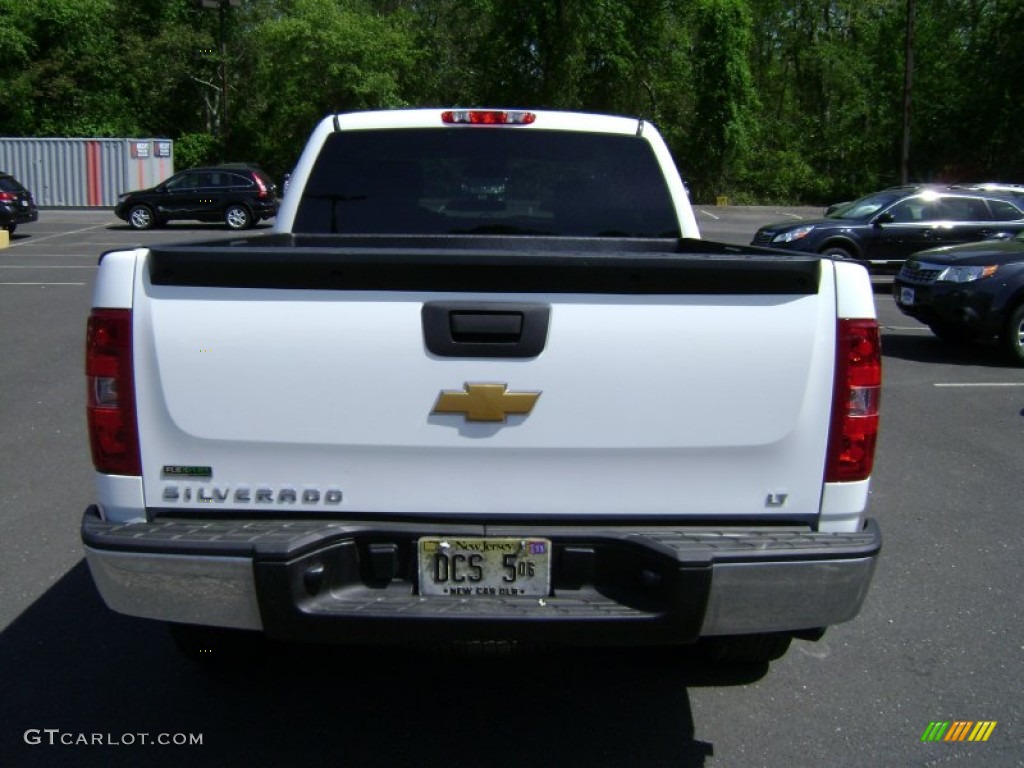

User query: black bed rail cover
[144,234,821,295]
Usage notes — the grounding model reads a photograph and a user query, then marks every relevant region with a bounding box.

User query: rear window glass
[294,128,679,237]
[939,196,990,221]
[988,198,1024,222]
[0,177,26,193]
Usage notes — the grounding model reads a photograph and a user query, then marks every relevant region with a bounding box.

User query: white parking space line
[0,263,96,286]
[697,209,720,220]
[933,382,1024,388]
[6,222,113,247]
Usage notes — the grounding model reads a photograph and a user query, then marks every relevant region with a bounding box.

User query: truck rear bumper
[82,506,880,644]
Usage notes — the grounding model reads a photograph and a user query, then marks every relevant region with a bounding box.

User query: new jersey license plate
[417,537,551,597]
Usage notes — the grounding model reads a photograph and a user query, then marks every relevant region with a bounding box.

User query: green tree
[115,1,221,142]
[911,0,1023,180]
[743,0,906,202]
[377,0,493,106]
[0,0,128,135]
[685,0,759,202]
[0,0,37,131]
[230,0,420,176]
[960,0,1024,178]
[1,0,1020,202]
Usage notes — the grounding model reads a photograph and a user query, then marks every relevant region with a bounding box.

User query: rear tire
[1000,303,1024,364]
[225,204,253,230]
[700,633,793,664]
[4,222,15,234]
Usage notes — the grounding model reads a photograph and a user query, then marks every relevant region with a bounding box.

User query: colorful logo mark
[921,721,997,742]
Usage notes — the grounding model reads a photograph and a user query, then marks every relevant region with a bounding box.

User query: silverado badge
[432,383,541,423]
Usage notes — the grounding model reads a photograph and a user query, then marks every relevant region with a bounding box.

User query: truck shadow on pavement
[881,331,1018,368]
[0,562,776,767]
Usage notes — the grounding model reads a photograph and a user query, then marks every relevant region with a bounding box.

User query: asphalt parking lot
[1,209,1021,767]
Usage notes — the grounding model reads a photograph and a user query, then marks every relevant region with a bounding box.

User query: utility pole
[901,0,914,184]
[198,0,242,158]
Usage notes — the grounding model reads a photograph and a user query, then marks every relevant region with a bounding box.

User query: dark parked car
[753,188,1024,271]
[114,164,278,230]
[893,230,1024,364]
[0,171,39,234]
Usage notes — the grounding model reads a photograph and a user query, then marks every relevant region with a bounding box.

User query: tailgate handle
[423,302,550,358]
[450,311,523,342]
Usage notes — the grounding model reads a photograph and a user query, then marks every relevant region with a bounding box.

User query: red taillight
[251,172,269,199]
[0,191,17,202]
[441,110,536,125]
[826,319,881,482]
[86,309,140,475]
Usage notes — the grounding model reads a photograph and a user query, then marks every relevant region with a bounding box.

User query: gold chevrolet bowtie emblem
[432,383,541,422]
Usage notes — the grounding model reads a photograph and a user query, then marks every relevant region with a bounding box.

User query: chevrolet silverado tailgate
[132,237,835,522]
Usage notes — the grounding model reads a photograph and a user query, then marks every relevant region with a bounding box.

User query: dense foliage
[0,0,1020,203]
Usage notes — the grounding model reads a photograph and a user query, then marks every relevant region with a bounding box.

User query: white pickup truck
[82,109,881,664]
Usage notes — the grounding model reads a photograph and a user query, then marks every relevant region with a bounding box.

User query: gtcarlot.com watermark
[24,729,202,747]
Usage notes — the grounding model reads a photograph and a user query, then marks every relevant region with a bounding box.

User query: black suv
[894,231,1024,364]
[752,188,1024,271]
[0,171,39,234]
[115,164,278,230]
